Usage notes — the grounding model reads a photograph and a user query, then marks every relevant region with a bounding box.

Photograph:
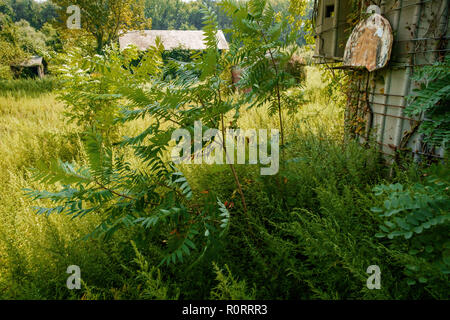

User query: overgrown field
[0,68,448,300]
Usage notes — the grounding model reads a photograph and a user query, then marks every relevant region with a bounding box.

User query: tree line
[0,0,312,78]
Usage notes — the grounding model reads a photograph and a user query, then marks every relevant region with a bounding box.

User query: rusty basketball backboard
[343,13,393,72]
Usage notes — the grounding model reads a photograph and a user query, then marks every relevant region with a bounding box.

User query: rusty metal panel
[343,13,394,71]
[371,0,449,160]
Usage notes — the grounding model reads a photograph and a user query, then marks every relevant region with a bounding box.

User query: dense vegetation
[0,0,448,300]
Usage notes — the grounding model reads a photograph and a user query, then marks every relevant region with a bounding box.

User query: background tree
[144,0,240,32]
[13,19,47,55]
[0,14,27,78]
[0,0,13,17]
[53,0,152,53]
[37,0,59,29]
[2,0,58,29]
[145,0,191,30]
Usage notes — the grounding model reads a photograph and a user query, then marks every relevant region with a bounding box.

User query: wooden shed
[11,56,45,79]
[313,0,449,161]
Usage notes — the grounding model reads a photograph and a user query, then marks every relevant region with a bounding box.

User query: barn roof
[16,56,43,67]
[119,30,229,51]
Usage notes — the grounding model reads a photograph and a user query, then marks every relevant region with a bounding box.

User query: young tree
[1,0,59,29]
[25,8,235,266]
[53,0,152,53]
[220,0,307,152]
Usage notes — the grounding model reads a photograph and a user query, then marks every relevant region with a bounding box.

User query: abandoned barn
[313,0,449,160]
[10,56,46,79]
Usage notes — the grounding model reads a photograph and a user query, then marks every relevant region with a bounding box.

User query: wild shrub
[372,163,450,298]
[0,64,13,80]
[405,55,450,150]
[55,44,164,140]
[210,262,256,300]
[0,77,60,97]
[220,0,308,149]
[24,7,238,269]
[185,126,391,299]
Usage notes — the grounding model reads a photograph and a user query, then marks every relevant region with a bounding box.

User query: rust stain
[343,13,393,72]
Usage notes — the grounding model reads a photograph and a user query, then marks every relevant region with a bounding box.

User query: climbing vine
[405,55,450,152]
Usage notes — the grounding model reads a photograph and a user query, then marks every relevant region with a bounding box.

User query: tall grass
[0,67,446,300]
[0,78,61,98]
[0,93,127,299]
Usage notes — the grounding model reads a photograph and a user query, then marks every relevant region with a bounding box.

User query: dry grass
[0,66,347,298]
[237,66,345,139]
[0,94,102,298]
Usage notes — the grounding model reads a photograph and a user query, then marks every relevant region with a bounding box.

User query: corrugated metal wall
[314,0,449,161]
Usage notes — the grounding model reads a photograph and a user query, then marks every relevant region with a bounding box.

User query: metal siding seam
[379,69,393,148]
[368,71,376,143]
[395,3,404,153]
[379,1,390,151]
[394,1,423,155]
[333,0,340,57]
